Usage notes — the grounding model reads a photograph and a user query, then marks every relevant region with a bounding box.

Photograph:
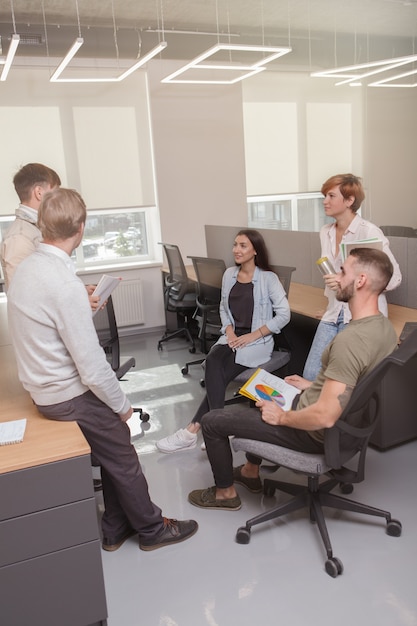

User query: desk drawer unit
[0,455,94,520]
[0,543,107,626]
[0,454,107,626]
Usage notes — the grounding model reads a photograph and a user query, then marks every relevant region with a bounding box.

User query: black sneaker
[139,518,198,551]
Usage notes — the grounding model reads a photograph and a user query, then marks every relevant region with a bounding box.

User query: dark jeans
[36,390,164,542]
[201,404,324,489]
[192,343,247,423]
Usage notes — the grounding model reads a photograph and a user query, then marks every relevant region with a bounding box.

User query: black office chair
[379,225,417,237]
[158,243,197,353]
[181,256,226,375]
[93,295,149,422]
[270,264,296,297]
[231,330,417,577]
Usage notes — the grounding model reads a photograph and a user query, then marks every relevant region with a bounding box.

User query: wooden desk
[0,345,108,626]
[287,282,417,450]
[288,282,417,339]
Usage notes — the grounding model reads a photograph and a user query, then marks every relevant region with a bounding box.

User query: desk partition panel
[205,225,417,310]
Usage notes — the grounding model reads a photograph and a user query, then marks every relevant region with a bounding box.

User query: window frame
[0,204,161,277]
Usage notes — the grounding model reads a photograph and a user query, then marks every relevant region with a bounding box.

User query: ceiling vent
[15,33,44,46]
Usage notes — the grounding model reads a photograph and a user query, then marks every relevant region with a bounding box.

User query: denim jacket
[214,265,291,367]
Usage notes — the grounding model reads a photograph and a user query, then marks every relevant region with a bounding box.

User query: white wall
[365,87,417,228]
[147,60,248,260]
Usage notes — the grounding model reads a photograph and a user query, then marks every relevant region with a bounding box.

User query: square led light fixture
[311,54,417,88]
[50,41,167,83]
[162,44,292,84]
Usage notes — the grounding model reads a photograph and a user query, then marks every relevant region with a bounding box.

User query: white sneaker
[156,429,198,453]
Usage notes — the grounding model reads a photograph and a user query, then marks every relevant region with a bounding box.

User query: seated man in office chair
[7,187,198,551]
[188,248,397,510]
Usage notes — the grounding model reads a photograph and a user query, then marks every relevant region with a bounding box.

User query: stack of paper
[0,418,27,446]
[92,275,121,316]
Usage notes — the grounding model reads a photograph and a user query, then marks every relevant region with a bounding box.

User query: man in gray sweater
[7,187,198,551]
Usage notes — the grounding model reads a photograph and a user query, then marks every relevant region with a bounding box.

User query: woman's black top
[228,280,254,336]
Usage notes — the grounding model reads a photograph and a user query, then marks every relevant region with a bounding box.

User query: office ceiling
[0,0,416,71]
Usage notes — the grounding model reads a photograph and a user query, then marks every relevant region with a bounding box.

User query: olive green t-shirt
[298,314,397,443]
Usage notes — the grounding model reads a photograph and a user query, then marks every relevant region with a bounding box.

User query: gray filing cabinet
[0,453,107,626]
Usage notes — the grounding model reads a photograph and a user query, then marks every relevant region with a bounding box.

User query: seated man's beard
[336,281,355,303]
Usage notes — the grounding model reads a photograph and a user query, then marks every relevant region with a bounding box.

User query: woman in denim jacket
[157,229,290,453]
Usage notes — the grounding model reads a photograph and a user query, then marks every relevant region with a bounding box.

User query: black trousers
[201,404,323,489]
[36,390,164,542]
[192,344,247,423]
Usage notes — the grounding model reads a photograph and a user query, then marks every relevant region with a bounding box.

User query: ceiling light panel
[50,41,167,82]
[311,54,417,88]
[162,43,292,84]
[0,34,20,81]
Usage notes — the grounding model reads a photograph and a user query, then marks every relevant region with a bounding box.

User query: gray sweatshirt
[7,243,130,415]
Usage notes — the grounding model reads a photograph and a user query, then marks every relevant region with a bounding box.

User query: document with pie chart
[239,368,300,410]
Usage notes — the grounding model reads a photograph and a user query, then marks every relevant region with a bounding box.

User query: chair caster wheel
[157,343,163,351]
[340,482,353,494]
[236,527,251,544]
[189,346,196,354]
[263,484,276,497]
[325,557,343,577]
[181,366,189,375]
[387,519,402,537]
[200,379,205,388]
[133,409,150,422]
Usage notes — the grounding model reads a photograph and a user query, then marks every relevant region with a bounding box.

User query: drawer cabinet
[0,454,107,626]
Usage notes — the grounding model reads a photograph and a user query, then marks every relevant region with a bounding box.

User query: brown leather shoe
[139,518,198,551]
[102,528,137,552]
[233,465,262,493]
[188,486,242,510]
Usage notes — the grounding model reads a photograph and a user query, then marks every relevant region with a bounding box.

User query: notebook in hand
[340,238,383,263]
[92,275,121,316]
[239,368,300,411]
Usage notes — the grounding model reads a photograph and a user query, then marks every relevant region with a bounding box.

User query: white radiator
[112,279,145,327]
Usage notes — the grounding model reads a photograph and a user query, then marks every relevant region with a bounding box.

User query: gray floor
[98,332,417,626]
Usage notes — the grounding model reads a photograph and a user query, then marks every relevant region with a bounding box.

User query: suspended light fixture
[162,43,291,84]
[310,2,417,88]
[50,0,167,82]
[1,33,20,81]
[49,0,84,81]
[1,0,19,81]
[311,54,417,88]
[52,41,167,83]
[50,37,84,81]
[162,0,291,84]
